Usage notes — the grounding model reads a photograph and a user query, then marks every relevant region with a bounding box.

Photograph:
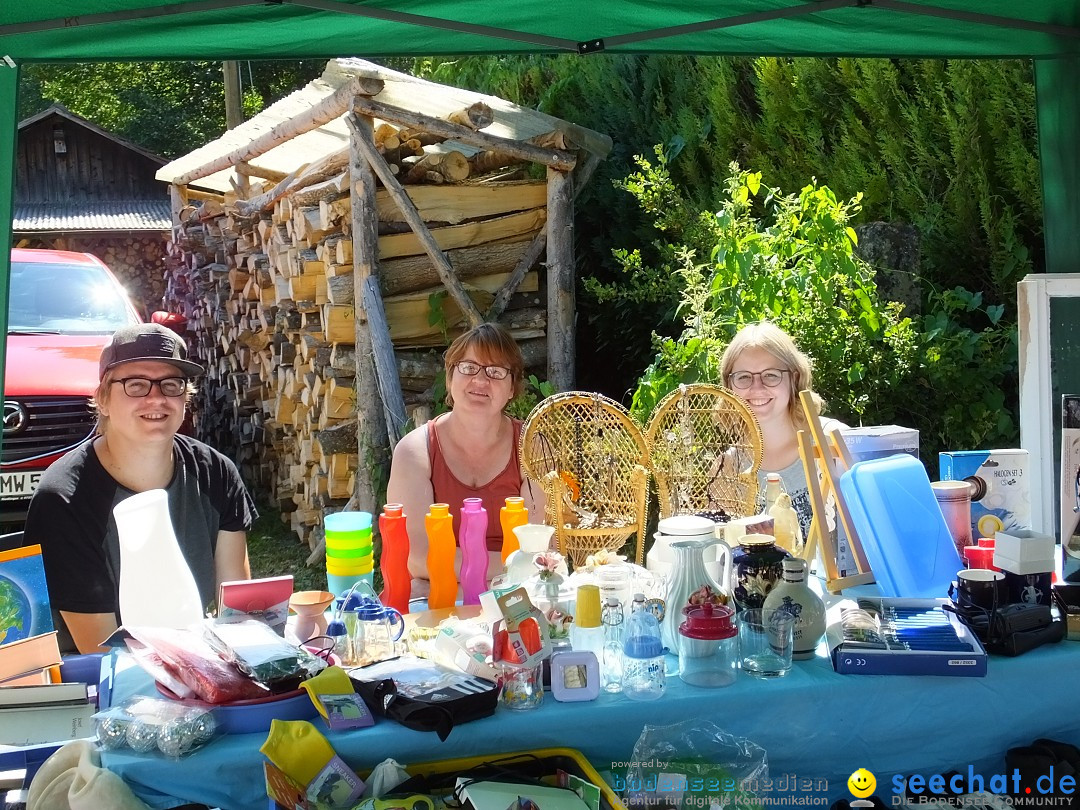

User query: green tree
[19,60,323,158]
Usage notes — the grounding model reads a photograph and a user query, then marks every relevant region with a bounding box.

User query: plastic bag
[94,696,219,759]
[621,719,768,810]
[125,625,268,703]
[206,618,327,688]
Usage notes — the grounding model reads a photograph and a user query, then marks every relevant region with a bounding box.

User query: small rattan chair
[519,392,650,567]
[644,383,763,522]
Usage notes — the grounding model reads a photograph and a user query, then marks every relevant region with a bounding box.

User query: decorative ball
[189,711,216,745]
[96,716,129,750]
[125,720,159,753]
[156,720,190,757]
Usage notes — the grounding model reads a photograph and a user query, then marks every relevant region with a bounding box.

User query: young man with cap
[25,323,257,653]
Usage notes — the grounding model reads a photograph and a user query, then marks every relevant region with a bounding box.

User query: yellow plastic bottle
[499,496,529,564]
[769,492,804,556]
[425,503,458,610]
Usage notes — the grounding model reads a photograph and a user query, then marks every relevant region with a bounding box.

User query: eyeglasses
[111,376,188,397]
[727,369,790,390]
[453,361,510,380]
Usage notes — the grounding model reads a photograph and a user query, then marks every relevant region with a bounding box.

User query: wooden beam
[362,274,409,444]
[347,111,389,514]
[352,96,577,172]
[487,228,546,321]
[349,112,484,329]
[235,161,289,183]
[175,74,383,185]
[546,166,574,390]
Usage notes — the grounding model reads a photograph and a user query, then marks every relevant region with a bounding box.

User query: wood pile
[163,113,549,546]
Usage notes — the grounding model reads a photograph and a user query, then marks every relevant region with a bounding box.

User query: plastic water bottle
[499,496,529,564]
[601,597,624,693]
[425,503,458,610]
[378,503,411,615]
[459,498,489,605]
[622,606,666,701]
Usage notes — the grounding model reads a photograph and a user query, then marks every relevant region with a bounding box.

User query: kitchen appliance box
[938,449,1031,540]
[839,425,919,465]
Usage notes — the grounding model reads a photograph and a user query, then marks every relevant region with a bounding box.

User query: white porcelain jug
[113,489,204,628]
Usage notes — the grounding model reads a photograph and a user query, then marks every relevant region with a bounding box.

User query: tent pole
[0,60,17,420]
[872,0,1080,39]
[0,0,266,36]
[1035,57,1080,275]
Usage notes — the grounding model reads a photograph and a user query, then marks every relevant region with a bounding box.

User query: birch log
[547,166,574,390]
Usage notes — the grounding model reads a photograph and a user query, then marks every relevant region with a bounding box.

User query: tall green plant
[621,151,918,429]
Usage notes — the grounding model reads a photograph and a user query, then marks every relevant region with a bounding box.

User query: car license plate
[0,471,42,499]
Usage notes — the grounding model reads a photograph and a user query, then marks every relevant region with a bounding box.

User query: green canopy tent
[1,0,1078,405]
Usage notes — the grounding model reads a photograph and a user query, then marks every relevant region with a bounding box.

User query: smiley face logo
[848,768,876,798]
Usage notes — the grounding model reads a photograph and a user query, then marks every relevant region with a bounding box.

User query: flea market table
[99,639,1080,810]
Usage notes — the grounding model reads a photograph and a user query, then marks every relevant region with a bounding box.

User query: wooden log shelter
[155,59,612,546]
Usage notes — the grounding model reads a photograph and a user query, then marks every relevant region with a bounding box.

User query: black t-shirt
[26,434,258,622]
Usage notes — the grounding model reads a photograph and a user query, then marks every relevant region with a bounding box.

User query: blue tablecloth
[100,640,1080,810]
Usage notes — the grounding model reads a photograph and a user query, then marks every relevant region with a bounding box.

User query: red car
[2,249,142,524]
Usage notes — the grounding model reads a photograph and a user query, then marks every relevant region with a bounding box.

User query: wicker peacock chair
[519,392,651,567]
[644,383,764,523]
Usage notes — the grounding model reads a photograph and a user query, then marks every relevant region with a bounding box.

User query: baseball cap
[99,323,204,379]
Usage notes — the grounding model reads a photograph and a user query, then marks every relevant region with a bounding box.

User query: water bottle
[459,498,489,605]
[378,503,411,614]
[500,496,529,564]
[425,503,458,610]
[622,606,665,701]
[601,597,624,693]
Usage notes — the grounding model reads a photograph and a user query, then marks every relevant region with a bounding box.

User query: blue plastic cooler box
[839,453,962,598]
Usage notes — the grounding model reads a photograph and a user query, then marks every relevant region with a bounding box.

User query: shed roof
[19,104,167,166]
[13,200,171,232]
[157,58,613,193]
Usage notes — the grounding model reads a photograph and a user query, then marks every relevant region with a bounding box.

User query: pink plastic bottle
[459,497,490,605]
[379,503,411,614]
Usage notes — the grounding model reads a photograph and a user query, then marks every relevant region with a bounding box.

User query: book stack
[0,681,96,746]
[0,545,62,687]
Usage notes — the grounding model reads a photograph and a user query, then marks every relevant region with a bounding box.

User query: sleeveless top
[427,414,525,552]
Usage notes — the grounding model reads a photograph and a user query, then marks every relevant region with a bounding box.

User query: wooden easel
[796,390,875,593]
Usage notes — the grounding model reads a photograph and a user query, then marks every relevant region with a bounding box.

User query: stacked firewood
[162,112,549,546]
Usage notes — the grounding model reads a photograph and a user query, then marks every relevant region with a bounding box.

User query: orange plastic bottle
[500,496,529,564]
[379,503,412,614]
[425,503,458,610]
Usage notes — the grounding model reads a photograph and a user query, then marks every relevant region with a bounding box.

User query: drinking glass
[738,608,795,677]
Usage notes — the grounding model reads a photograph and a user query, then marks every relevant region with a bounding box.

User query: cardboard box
[939,449,1031,540]
[839,425,919,464]
[994,529,1055,574]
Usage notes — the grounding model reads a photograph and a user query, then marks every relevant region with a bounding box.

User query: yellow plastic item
[500,496,529,563]
[426,503,458,610]
[259,719,336,786]
[769,492,804,556]
[326,557,374,575]
[298,665,354,720]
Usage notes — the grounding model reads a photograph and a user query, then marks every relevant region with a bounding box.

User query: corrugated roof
[158,58,612,193]
[13,200,171,232]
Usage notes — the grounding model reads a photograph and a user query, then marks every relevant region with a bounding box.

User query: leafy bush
[618,153,1016,464]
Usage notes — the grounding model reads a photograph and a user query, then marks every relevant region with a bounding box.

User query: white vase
[113,489,204,628]
[504,523,556,586]
[762,558,826,659]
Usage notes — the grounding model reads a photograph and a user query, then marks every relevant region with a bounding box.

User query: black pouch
[349,655,499,741]
[947,601,1066,656]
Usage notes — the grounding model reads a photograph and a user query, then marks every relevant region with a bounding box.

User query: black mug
[956,568,1007,610]
[1004,570,1052,606]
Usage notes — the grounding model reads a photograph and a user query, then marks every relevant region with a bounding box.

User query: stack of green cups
[324,511,374,597]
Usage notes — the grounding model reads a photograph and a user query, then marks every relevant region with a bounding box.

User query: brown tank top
[427,414,524,552]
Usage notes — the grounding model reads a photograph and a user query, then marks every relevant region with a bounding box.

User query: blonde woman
[720,321,844,538]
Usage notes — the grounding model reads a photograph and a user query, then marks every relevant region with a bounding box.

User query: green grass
[247,502,328,593]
